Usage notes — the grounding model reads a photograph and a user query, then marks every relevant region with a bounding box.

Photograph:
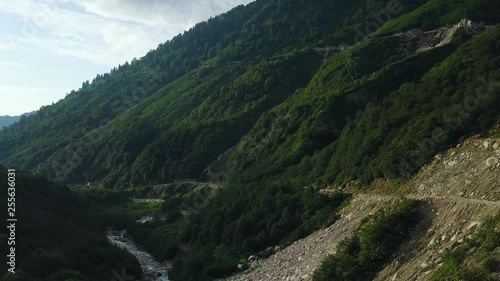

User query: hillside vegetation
[0,0,429,187]
[313,199,422,281]
[0,166,142,281]
[0,0,499,280]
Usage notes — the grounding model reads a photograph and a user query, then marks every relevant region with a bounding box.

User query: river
[107,229,170,281]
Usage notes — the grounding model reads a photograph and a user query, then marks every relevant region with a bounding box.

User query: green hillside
[0,0,499,280]
[0,0,429,187]
[224,22,500,188]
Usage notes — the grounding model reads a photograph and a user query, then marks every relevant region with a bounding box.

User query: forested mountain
[0,0,500,280]
[0,0,429,186]
[1,0,499,188]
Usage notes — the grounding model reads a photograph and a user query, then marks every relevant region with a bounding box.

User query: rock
[486,157,499,168]
[468,247,477,254]
[248,255,257,262]
[483,141,490,148]
[447,160,458,167]
[467,222,479,230]
[493,143,499,149]
[238,264,244,270]
[450,234,457,242]
[458,18,473,27]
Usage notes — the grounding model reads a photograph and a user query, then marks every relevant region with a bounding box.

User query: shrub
[313,199,422,281]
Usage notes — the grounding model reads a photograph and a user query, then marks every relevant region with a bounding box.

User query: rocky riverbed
[107,230,170,281]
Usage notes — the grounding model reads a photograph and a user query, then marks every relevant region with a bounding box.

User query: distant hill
[0,115,20,129]
[0,111,35,129]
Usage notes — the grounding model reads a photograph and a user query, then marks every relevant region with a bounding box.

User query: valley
[0,0,499,280]
[98,130,500,281]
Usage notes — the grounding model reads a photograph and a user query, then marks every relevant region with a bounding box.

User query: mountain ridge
[0,0,434,187]
[0,0,499,280]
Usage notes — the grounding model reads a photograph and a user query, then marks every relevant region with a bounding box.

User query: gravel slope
[222,132,500,281]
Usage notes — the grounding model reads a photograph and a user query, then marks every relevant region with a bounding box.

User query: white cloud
[0,0,255,114]
[0,0,254,66]
[69,0,254,29]
[69,0,184,26]
[0,61,26,67]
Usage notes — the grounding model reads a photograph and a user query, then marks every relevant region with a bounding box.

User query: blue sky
[0,0,253,115]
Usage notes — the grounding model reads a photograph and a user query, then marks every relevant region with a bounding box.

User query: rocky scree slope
[222,129,500,281]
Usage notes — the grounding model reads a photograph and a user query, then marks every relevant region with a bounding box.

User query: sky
[0,0,254,116]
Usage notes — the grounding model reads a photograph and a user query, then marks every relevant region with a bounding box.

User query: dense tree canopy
[0,166,142,281]
[0,0,499,280]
